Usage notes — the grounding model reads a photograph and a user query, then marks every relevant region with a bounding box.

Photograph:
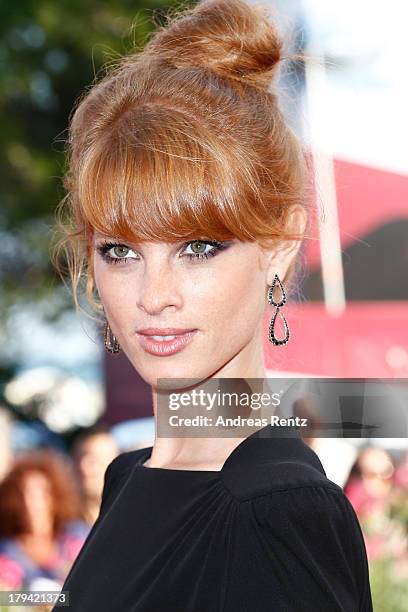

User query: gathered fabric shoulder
[99,449,147,515]
[220,470,373,611]
[220,431,341,501]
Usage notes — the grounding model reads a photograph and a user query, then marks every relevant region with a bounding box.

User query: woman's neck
[147,365,271,470]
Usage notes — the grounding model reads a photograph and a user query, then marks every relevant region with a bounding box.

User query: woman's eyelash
[95,240,230,265]
[182,240,229,261]
[96,242,134,265]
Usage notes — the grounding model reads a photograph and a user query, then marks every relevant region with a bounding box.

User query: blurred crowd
[0,411,407,595]
[344,446,408,574]
[0,419,120,591]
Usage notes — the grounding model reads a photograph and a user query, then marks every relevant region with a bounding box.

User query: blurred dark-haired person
[344,446,401,562]
[344,446,395,519]
[71,423,119,525]
[0,450,90,590]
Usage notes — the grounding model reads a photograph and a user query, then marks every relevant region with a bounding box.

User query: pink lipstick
[136,328,198,356]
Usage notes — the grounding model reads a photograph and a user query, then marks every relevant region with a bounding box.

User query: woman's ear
[262,206,307,285]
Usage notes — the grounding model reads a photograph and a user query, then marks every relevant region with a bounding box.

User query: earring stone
[267,274,290,346]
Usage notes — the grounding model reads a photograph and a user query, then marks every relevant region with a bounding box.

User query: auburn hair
[0,450,84,539]
[51,0,312,321]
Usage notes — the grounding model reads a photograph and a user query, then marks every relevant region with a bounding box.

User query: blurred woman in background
[344,446,395,518]
[0,450,90,590]
[343,446,406,563]
[71,423,119,526]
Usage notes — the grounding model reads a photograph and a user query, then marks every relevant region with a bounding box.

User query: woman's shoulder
[222,435,373,611]
[99,447,149,512]
[105,446,151,479]
[109,447,147,469]
[220,427,343,501]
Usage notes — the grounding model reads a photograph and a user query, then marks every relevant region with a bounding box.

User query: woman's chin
[138,364,210,390]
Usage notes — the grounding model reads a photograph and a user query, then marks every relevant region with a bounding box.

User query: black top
[53,425,373,611]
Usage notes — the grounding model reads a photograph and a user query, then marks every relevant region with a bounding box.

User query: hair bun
[144,0,282,90]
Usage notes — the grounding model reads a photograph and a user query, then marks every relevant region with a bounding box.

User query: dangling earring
[104,321,121,354]
[267,273,290,346]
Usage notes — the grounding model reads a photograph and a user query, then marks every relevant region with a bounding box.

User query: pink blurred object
[0,553,24,589]
[264,302,408,377]
[344,478,389,517]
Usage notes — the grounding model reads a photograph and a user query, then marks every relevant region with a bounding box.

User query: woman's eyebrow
[93,232,114,240]
[93,233,130,242]
[93,235,228,246]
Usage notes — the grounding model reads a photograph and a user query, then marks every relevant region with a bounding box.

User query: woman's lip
[136,330,198,356]
[137,327,195,335]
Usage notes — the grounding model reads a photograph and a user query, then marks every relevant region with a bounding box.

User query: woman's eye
[96,242,138,265]
[96,239,231,266]
[181,240,226,261]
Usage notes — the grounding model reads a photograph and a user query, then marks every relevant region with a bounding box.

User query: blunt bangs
[76,105,278,245]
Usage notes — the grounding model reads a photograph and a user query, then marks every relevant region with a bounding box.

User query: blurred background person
[293,395,357,487]
[0,450,89,590]
[71,422,119,526]
[344,446,395,519]
[344,446,407,571]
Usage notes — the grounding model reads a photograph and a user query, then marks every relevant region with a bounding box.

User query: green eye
[113,246,129,257]
[182,239,228,262]
[96,238,231,266]
[96,241,138,265]
[190,241,207,254]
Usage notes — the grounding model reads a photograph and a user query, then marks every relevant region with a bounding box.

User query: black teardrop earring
[267,274,290,346]
[104,320,121,355]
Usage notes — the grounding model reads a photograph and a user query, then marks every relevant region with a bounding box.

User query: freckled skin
[91,223,305,467]
[92,233,302,386]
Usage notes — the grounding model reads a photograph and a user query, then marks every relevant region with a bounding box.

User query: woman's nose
[136,262,183,315]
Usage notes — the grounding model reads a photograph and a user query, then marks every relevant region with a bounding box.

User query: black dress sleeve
[97,456,118,516]
[98,451,136,518]
[248,484,373,611]
[53,452,133,606]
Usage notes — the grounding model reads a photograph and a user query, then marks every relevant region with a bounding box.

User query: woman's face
[22,471,53,530]
[92,233,275,387]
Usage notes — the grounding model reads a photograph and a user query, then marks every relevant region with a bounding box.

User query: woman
[0,450,89,591]
[51,0,373,609]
